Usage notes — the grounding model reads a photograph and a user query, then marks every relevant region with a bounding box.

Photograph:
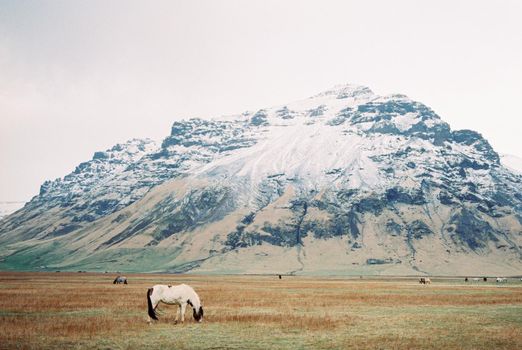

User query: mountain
[1,84,521,275]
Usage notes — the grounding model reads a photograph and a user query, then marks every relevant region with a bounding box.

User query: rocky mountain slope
[1,84,521,275]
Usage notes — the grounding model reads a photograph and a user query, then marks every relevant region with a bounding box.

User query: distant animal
[472,277,480,282]
[496,277,507,283]
[147,284,204,324]
[278,275,282,280]
[419,277,431,284]
[113,276,128,284]
[465,277,468,282]
[483,277,487,282]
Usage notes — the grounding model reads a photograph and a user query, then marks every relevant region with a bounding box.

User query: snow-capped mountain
[1,84,521,275]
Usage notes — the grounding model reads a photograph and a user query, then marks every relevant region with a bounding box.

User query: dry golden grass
[0,272,521,349]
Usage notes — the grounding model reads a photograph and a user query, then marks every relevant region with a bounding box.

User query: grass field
[0,272,521,349]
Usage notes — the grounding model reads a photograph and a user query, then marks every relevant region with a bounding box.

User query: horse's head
[188,299,204,322]
[193,305,204,323]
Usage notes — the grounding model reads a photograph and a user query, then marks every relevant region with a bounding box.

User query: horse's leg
[180,302,187,323]
[174,304,181,324]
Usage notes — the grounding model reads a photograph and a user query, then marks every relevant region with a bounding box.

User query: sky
[1,0,521,203]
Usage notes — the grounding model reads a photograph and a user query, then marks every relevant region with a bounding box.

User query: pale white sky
[1,0,521,202]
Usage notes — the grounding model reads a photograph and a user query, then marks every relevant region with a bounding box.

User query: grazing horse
[419,277,431,284]
[472,277,480,282]
[147,284,204,324]
[496,277,507,283]
[113,276,128,284]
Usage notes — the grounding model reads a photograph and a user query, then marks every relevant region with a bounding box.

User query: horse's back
[151,283,199,296]
[151,283,191,294]
[151,284,168,293]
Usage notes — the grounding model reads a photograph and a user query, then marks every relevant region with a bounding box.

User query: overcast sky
[1,0,521,202]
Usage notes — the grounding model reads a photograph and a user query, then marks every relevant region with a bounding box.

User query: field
[0,272,521,349]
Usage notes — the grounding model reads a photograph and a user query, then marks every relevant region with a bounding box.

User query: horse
[113,276,128,284]
[419,277,431,284]
[147,284,204,324]
[472,277,480,282]
[496,277,507,283]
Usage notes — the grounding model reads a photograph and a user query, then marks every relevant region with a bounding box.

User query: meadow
[0,272,521,349]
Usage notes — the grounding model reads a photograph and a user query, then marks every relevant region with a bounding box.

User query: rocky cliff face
[1,84,521,275]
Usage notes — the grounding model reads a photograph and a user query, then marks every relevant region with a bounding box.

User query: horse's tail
[147,288,158,320]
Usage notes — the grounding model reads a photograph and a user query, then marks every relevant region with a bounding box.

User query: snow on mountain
[0,84,521,275]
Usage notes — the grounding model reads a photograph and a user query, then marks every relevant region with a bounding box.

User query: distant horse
[464,277,468,282]
[419,277,431,285]
[496,277,507,283]
[483,277,488,282]
[147,284,204,324]
[113,276,128,284]
[472,278,480,282]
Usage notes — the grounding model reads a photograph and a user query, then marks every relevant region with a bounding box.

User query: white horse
[147,284,204,324]
[496,277,507,283]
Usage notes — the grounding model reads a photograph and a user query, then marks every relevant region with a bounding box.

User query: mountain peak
[311,83,375,100]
